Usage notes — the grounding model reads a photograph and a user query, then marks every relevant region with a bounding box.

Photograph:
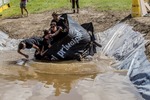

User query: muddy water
[0,51,143,100]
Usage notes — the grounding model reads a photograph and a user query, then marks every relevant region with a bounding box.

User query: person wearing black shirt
[51,12,68,32]
[39,23,63,57]
[40,30,52,57]
[18,37,43,58]
[49,21,63,44]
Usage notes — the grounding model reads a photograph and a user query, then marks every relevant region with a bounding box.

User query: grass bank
[1,0,131,17]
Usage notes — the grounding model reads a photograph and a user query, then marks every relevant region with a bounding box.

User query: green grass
[80,0,131,10]
[1,0,131,17]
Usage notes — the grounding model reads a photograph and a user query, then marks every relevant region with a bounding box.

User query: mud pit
[0,50,143,100]
[0,9,149,100]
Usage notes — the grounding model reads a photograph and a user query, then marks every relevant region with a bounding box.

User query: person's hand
[35,51,40,55]
[49,33,55,37]
[63,28,68,32]
[24,54,29,58]
[48,44,52,48]
[59,27,63,31]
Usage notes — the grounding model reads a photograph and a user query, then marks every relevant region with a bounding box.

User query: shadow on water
[1,71,97,97]
[35,73,97,96]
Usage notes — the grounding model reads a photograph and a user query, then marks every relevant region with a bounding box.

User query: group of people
[18,12,69,59]
[20,0,80,17]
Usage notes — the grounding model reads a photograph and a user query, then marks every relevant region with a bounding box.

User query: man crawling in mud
[17,37,43,58]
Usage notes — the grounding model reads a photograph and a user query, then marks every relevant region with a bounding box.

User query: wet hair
[50,21,57,26]
[52,12,58,17]
[43,30,50,38]
[18,42,24,50]
[43,30,49,35]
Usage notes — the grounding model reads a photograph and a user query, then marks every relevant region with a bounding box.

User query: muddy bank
[0,9,130,39]
[0,9,150,57]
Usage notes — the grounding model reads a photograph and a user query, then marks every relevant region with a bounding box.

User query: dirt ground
[0,8,150,56]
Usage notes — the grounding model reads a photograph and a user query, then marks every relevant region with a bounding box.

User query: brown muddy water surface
[0,51,144,100]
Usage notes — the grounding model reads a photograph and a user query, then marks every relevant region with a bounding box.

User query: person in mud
[20,0,28,17]
[33,30,52,60]
[18,37,43,59]
[36,23,63,58]
[40,30,52,56]
[51,12,69,33]
[70,0,79,13]
[49,21,63,44]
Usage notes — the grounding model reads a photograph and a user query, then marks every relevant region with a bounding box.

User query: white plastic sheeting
[3,0,9,4]
[0,0,2,6]
[0,0,10,6]
[76,72,144,100]
[96,23,150,100]
[0,31,20,50]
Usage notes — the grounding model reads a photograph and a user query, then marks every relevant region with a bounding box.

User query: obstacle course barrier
[132,0,150,17]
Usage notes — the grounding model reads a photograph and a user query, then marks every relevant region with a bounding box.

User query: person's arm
[63,20,69,32]
[40,46,45,56]
[48,44,52,48]
[50,27,63,37]
[32,44,41,55]
[41,46,44,53]
[17,49,29,58]
[41,49,48,56]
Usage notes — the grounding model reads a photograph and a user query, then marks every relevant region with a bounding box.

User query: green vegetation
[1,0,131,17]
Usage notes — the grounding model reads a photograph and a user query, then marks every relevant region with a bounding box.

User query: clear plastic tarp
[0,0,10,7]
[0,31,20,51]
[96,23,150,100]
[3,0,9,4]
[0,0,3,6]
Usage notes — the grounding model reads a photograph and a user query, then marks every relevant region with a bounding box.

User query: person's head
[43,30,50,39]
[52,12,58,20]
[43,30,49,36]
[18,42,26,50]
[50,21,57,28]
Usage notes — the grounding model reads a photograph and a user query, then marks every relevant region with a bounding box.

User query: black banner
[35,14,93,61]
